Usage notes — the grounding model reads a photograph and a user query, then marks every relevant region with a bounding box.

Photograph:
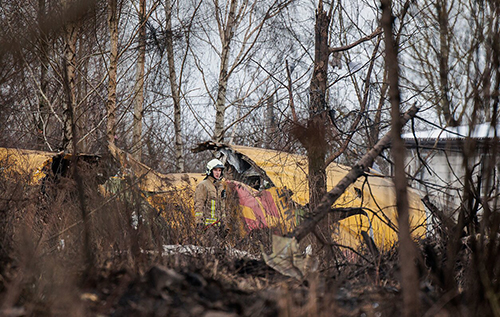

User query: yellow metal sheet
[0,147,57,184]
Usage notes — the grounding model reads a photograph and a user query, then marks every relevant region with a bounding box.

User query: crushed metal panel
[219,148,247,174]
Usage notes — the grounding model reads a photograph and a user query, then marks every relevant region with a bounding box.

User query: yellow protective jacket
[194,175,226,226]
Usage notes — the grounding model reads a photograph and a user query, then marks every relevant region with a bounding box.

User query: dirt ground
[76,247,410,317]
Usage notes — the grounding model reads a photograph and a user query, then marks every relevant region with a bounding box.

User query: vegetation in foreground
[0,158,498,317]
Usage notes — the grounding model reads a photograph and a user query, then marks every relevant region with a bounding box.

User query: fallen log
[290,104,419,242]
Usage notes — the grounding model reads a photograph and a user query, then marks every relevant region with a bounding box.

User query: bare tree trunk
[368,77,388,172]
[107,0,118,149]
[227,102,240,145]
[286,59,298,122]
[62,8,79,152]
[37,0,49,150]
[60,0,95,278]
[306,0,330,210]
[370,71,387,148]
[381,0,420,316]
[165,0,184,172]
[306,114,328,211]
[132,0,146,161]
[76,39,89,152]
[213,0,237,143]
[309,1,330,116]
[367,2,407,171]
[437,0,457,126]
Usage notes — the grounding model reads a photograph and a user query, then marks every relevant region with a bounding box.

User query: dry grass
[0,155,499,316]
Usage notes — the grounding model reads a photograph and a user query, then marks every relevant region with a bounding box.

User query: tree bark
[37,0,49,150]
[381,0,420,316]
[62,6,79,152]
[61,0,94,277]
[309,1,330,115]
[436,0,456,126]
[306,0,330,210]
[107,0,118,149]
[306,114,328,210]
[132,0,146,161]
[285,59,298,122]
[213,0,238,143]
[165,0,185,172]
[76,36,89,152]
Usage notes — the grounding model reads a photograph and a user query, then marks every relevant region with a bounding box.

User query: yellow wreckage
[0,147,63,184]
[0,144,426,251]
[0,147,99,184]
[194,142,426,251]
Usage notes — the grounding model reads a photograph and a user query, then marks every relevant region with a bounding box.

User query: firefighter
[194,158,226,229]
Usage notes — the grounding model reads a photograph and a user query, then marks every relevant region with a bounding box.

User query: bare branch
[329,27,382,54]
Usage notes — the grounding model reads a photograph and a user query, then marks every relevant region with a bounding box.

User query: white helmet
[206,158,224,176]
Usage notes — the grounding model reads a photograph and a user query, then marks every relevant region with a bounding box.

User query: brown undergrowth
[0,156,498,316]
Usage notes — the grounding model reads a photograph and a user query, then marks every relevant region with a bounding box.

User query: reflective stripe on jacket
[194,175,225,226]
